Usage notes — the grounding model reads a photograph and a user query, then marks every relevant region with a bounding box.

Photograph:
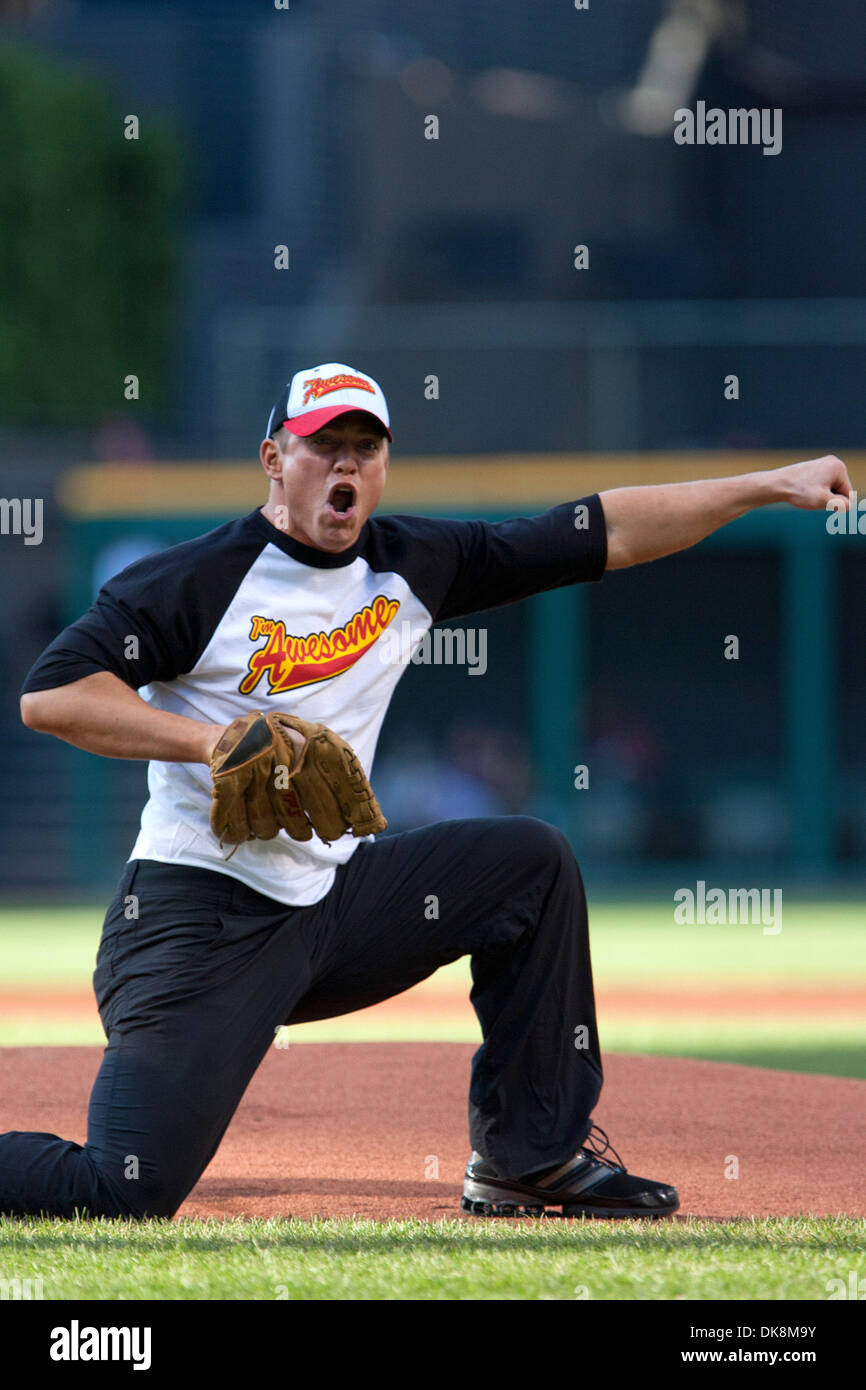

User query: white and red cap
[266,362,392,441]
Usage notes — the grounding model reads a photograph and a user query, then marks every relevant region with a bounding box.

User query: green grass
[598,1017,866,1079]
[0,908,107,985]
[2,901,864,987]
[0,1215,863,1301]
[587,902,866,985]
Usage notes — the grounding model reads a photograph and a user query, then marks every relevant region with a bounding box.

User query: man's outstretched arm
[599,454,852,571]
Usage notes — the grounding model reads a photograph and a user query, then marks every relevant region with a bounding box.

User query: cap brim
[282,405,392,442]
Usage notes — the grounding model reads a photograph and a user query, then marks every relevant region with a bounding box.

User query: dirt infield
[1,1045,864,1221]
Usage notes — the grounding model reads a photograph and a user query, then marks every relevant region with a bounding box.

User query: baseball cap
[266,363,392,442]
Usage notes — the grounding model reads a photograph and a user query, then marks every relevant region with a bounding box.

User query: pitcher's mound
[2,1046,864,1221]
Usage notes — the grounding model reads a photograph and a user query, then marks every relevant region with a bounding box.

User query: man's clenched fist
[771,455,852,511]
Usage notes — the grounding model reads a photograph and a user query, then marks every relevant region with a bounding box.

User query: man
[7,362,851,1221]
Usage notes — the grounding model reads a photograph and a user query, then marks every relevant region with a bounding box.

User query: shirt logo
[240,596,400,695]
[302,373,376,405]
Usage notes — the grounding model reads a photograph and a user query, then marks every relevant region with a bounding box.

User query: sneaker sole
[462,1179,679,1221]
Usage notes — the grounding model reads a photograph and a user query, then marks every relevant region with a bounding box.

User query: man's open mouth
[327,484,356,517]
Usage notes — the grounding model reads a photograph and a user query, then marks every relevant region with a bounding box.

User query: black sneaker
[461,1125,679,1219]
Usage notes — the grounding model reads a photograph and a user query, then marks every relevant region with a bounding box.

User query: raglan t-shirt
[21,498,608,905]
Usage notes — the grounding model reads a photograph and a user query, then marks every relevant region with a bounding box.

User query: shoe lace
[581,1124,626,1172]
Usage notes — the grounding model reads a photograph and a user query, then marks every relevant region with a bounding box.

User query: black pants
[0,817,603,1218]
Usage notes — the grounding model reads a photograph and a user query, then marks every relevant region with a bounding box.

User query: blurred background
[1,0,865,903]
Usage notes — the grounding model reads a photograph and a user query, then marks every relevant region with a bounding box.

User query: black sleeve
[20,515,265,695]
[365,495,607,623]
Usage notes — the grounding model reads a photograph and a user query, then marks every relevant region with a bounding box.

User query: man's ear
[260,436,283,480]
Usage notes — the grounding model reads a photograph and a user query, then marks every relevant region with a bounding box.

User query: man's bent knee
[494,815,575,865]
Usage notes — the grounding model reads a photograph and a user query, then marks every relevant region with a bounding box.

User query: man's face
[261,411,389,552]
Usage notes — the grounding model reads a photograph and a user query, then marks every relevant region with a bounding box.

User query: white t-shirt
[22,501,607,904]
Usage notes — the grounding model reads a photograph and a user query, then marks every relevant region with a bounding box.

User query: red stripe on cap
[283,405,392,441]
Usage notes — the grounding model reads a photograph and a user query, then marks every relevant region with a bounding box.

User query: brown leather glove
[209,711,387,848]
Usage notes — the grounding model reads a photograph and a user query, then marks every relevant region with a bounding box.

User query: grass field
[2,902,864,1077]
[1,900,864,1302]
[4,900,864,986]
[1,1214,864,1301]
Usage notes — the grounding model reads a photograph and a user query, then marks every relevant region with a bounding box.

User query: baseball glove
[209,711,387,848]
